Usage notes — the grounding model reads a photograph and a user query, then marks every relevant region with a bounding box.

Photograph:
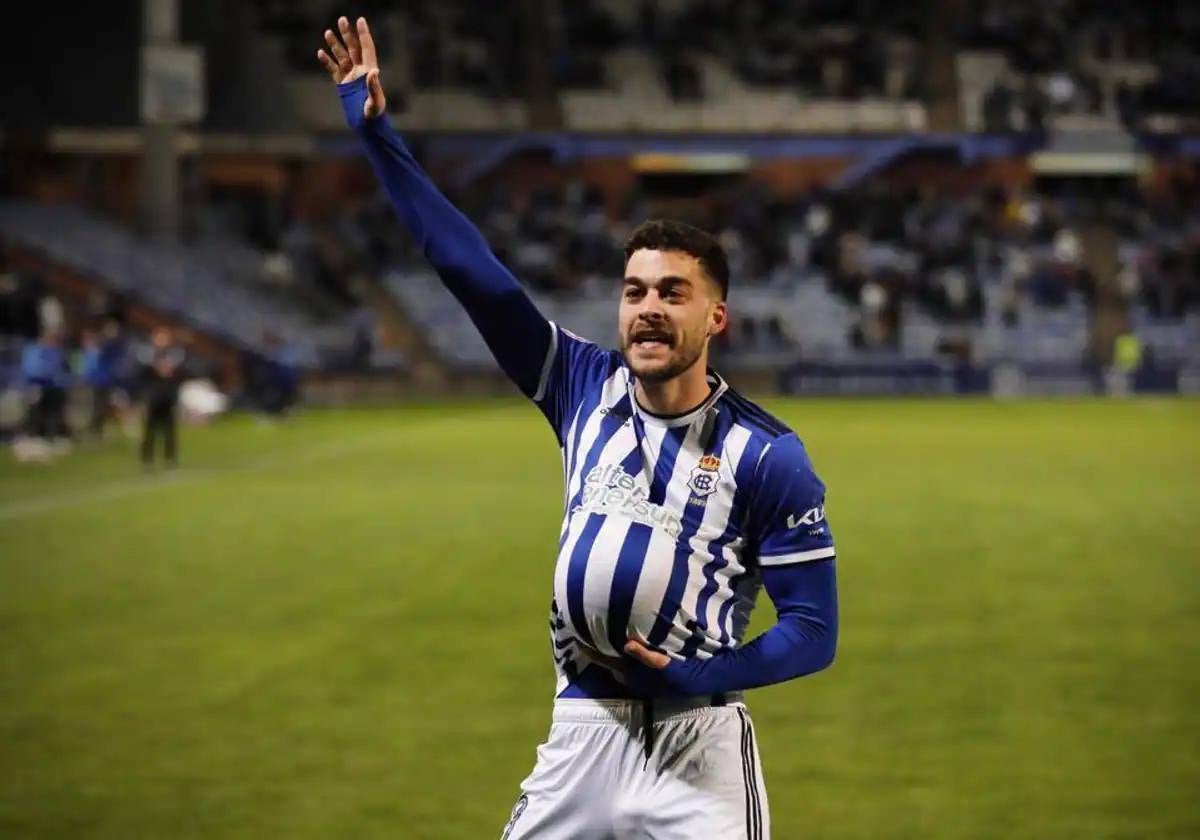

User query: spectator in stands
[928,267,985,322]
[664,52,703,102]
[1021,77,1048,136]
[983,79,1016,132]
[853,278,895,349]
[138,327,186,468]
[349,302,376,370]
[1142,248,1193,319]
[1115,80,1141,130]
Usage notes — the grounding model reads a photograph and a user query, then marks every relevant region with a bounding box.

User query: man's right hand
[317,16,386,119]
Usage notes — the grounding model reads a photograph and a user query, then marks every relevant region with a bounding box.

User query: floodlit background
[1,1,1198,838]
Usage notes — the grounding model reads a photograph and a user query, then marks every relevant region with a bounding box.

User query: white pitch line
[0,437,392,522]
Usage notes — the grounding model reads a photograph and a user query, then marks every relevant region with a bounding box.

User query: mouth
[629,329,674,351]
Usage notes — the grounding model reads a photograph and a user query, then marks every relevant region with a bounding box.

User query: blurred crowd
[386,173,1193,350]
[254,0,1198,134]
[260,0,523,96]
[13,144,1195,380]
[967,0,1200,132]
[551,0,923,102]
[193,183,374,315]
[259,0,923,104]
[261,0,924,101]
[184,143,1200,357]
[187,182,388,372]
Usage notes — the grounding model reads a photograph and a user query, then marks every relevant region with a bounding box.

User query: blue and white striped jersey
[339,84,837,699]
[534,324,835,695]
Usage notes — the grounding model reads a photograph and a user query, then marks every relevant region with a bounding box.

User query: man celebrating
[319,18,838,839]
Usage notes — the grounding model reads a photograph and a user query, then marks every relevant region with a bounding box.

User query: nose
[636,291,667,320]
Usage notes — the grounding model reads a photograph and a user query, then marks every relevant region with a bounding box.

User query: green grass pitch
[1,398,1198,838]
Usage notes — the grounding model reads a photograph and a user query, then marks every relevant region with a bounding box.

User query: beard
[620,324,707,383]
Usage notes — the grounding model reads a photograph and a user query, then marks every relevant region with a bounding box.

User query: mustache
[626,323,676,346]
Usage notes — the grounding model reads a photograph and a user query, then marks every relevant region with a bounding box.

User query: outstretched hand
[317,16,386,118]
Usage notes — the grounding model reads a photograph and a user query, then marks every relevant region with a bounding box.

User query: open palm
[317,16,386,118]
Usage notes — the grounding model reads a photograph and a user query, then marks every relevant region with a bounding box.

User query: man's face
[619,249,726,384]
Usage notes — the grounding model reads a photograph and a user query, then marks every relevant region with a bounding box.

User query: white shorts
[502,696,769,840]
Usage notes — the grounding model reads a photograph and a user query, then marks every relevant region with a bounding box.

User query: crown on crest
[698,454,721,471]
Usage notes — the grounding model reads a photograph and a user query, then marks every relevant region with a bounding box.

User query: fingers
[338,16,362,66]
[364,69,387,117]
[324,29,351,76]
[357,17,378,68]
[316,49,341,81]
[623,639,670,670]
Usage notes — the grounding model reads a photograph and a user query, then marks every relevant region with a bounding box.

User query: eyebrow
[622,275,693,287]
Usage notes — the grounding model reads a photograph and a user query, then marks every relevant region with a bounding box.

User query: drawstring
[640,695,732,765]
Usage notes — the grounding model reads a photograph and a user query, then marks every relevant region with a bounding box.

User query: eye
[623,287,642,300]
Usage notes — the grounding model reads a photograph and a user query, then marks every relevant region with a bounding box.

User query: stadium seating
[957,0,1200,134]
[1130,306,1200,365]
[0,201,394,371]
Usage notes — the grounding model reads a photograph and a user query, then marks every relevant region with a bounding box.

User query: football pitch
[1,398,1197,839]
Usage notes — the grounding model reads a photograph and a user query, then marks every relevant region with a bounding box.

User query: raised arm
[317,16,552,396]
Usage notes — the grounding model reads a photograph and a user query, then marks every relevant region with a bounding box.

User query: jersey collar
[626,369,728,428]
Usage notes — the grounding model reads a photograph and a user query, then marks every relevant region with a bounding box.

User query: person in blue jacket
[80,324,124,439]
[20,327,72,446]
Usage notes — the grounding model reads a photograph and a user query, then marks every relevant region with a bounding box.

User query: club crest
[687,454,721,497]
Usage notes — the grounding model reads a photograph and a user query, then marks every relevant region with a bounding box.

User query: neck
[633,353,713,416]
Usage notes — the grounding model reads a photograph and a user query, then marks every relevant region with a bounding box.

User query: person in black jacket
[139,327,185,467]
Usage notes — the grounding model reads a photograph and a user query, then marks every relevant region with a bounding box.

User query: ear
[708,300,728,336]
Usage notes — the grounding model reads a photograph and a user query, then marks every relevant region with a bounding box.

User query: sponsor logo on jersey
[576,464,683,537]
[786,505,825,529]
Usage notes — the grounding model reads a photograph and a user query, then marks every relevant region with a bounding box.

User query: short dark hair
[623,219,730,300]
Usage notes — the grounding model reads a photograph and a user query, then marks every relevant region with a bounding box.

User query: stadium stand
[380,174,1115,368]
[0,201,400,371]
[957,0,1200,134]
[263,0,928,133]
[549,0,927,132]
[266,0,1198,135]
[1,0,1196,406]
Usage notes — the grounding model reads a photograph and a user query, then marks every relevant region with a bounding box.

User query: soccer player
[319,18,838,839]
